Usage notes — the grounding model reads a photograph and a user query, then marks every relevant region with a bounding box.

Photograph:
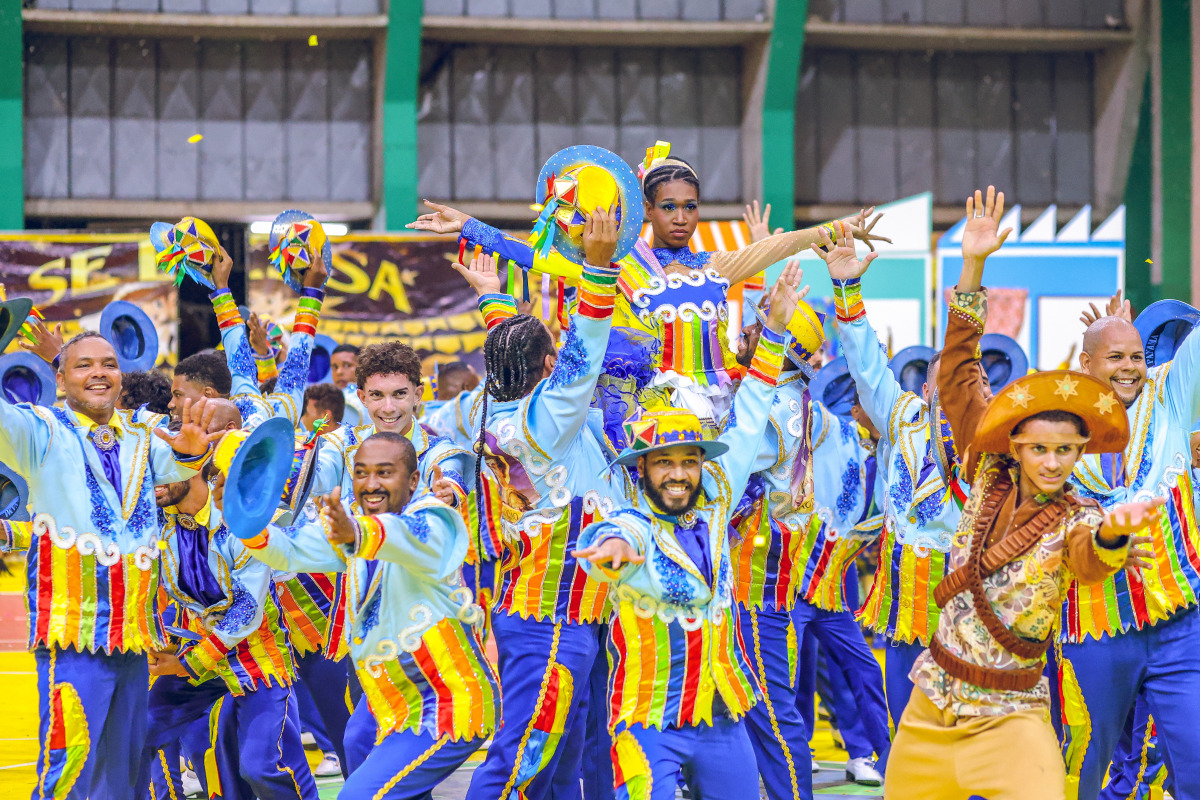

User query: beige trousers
[883,687,1066,800]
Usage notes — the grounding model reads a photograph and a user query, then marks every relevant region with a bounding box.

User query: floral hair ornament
[268,209,332,294]
[638,140,698,185]
[150,217,220,289]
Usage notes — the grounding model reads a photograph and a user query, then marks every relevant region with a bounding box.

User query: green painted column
[381,0,423,230]
[0,0,23,228]
[1124,74,1153,311]
[761,0,807,224]
[1158,0,1191,301]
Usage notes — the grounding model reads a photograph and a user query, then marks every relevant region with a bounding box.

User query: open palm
[961,186,1012,261]
[811,221,877,282]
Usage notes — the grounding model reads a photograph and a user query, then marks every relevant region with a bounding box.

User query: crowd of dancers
[0,141,1196,800]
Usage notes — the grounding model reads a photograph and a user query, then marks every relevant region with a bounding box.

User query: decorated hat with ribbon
[268,209,332,294]
[888,345,937,396]
[100,300,160,373]
[808,357,857,418]
[0,352,56,407]
[213,416,298,541]
[0,294,35,356]
[751,298,827,372]
[0,462,28,521]
[531,145,642,270]
[974,370,1129,455]
[979,333,1029,393]
[613,406,728,467]
[307,333,339,385]
[150,217,219,289]
[1134,299,1200,368]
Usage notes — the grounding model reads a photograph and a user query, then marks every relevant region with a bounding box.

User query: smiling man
[0,330,215,799]
[1061,292,1200,797]
[240,432,500,799]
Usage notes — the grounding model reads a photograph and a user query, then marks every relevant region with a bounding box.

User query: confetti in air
[309,34,318,46]
[187,134,203,143]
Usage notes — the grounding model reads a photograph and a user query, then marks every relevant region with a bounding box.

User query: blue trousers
[1100,693,1170,800]
[883,639,925,731]
[578,629,614,800]
[790,602,890,769]
[294,650,351,775]
[149,715,213,800]
[1062,606,1200,800]
[341,728,483,799]
[465,613,601,800]
[739,605,813,800]
[33,646,148,800]
[136,675,316,800]
[613,718,758,800]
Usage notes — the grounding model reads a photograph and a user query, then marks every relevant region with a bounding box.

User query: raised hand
[582,205,619,267]
[571,538,644,570]
[962,186,1012,263]
[765,258,811,333]
[451,252,504,298]
[303,245,328,288]
[743,200,783,244]
[247,311,271,356]
[1098,497,1165,567]
[430,465,457,506]
[841,207,891,252]
[318,488,355,545]
[811,220,878,282]
[212,245,233,291]
[154,397,225,455]
[1080,290,1133,327]
[19,318,63,365]
[406,200,470,235]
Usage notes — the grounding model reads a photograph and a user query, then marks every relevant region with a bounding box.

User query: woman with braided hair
[883,188,1161,800]
[408,142,889,431]
[449,207,630,800]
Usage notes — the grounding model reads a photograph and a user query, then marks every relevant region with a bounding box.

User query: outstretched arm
[322,494,468,582]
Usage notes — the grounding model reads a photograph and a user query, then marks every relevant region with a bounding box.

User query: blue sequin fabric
[277,339,311,397]
[548,320,588,390]
[400,512,430,544]
[836,463,861,519]
[85,463,116,538]
[654,548,695,607]
[462,217,501,254]
[216,580,257,634]
[652,247,711,270]
[229,337,256,379]
[128,469,156,534]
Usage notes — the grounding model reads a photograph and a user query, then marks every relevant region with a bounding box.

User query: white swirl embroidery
[450,587,484,626]
[363,638,399,678]
[581,490,615,518]
[33,513,146,569]
[546,465,570,508]
[614,583,732,627]
[398,605,434,652]
[495,419,551,476]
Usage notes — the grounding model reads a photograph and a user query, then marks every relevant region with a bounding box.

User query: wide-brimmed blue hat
[888,345,936,396]
[100,300,159,372]
[1135,299,1200,368]
[532,145,642,270]
[808,357,857,417]
[213,416,297,540]
[978,333,1028,392]
[0,462,29,521]
[308,333,339,385]
[0,352,56,406]
[269,209,332,294]
[0,297,34,355]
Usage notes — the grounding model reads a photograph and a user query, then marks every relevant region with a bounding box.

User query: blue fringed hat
[1134,299,1200,368]
[0,352,56,406]
[979,333,1029,393]
[268,209,332,294]
[808,357,857,417]
[888,345,936,396]
[613,407,728,467]
[307,333,339,385]
[0,462,29,521]
[100,300,160,372]
[213,416,297,541]
[532,146,642,269]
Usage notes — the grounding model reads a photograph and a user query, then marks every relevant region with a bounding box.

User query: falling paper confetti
[308,34,318,46]
[1146,259,1153,264]
[187,134,203,143]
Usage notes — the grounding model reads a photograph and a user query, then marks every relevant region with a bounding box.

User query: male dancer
[452,208,621,800]
[571,261,805,799]
[240,432,500,797]
[0,331,215,798]
[1061,240,1200,797]
[814,221,968,725]
[137,399,316,799]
